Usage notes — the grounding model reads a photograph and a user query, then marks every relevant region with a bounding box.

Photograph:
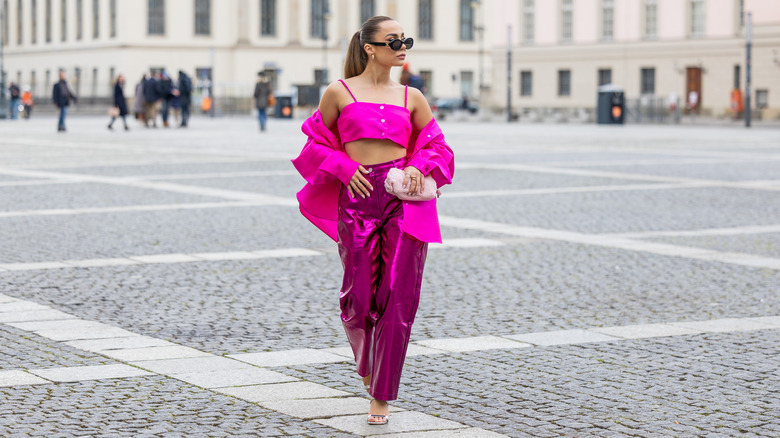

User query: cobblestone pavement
[1,115,779,437]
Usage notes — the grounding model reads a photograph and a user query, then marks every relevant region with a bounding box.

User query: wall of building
[495,0,780,118]
[2,0,777,118]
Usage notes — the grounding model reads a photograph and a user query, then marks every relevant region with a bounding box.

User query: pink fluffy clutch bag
[384,168,440,201]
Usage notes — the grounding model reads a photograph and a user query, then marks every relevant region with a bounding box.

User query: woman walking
[292,16,454,425]
[108,75,129,131]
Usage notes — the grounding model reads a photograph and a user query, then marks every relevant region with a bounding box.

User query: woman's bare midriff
[345,139,406,165]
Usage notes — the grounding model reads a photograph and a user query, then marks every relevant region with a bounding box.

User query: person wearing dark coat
[108,75,129,131]
[177,70,193,128]
[159,71,175,127]
[143,74,161,127]
[8,82,21,120]
[253,71,274,131]
[52,70,77,132]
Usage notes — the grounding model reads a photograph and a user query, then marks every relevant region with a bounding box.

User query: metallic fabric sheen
[337,158,428,401]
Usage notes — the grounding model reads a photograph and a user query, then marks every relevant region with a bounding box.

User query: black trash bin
[275,95,293,119]
[597,84,624,124]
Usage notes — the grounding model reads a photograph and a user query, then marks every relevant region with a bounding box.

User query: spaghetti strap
[339,79,358,102]
[404,85,408,108]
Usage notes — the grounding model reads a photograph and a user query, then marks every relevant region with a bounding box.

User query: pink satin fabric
[292,110,454,243]
[337,158,428,401]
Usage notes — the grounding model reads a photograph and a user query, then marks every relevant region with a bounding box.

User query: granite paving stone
[261,397,404,420]
[316,411,467,435]
[216,381,351,402]
[171,368,297,389]
[2,117,779,436]
[505,329,620,346]
[0,370,50,387]
[29,364,154,382]
[64,336,176,352]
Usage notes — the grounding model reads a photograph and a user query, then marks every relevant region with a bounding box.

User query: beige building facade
[489,0,780,119]
[0,0,491,109]
[1,0,777,118]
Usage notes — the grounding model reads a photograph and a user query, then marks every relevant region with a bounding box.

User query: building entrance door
[686,67,702,114]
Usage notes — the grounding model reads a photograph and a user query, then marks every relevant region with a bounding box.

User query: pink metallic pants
[337,158,428,401]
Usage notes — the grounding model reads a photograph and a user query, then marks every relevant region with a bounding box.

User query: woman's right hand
[347,165,373,199]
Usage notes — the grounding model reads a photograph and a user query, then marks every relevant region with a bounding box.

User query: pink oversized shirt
[291,109,454,243]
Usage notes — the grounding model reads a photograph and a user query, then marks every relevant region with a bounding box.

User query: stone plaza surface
[0,114,779,437]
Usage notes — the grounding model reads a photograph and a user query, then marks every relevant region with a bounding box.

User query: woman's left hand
[403,166,424,195]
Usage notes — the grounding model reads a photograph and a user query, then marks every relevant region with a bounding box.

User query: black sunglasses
[367,37,414,51]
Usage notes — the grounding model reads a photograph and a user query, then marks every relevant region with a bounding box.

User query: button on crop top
[337,79,412,148]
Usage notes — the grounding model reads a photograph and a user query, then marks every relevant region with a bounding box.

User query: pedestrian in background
[108,75,129,131]
[143,73,161,127]
[8,82,21,120]
[253,71,273,131]
[292,16,454,426]
[159,71,174,128]
[177,70,193,128]
[52,70,77,132]
[169,84,182,127]
[133,74,147,124]
[21,86,34,119]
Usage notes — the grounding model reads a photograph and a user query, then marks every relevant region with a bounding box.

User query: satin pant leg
[369,201,427,401]
[337,159,428,401]
[337,196,382,379]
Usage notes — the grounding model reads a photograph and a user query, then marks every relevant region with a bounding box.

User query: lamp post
[322,1,331,85]
[0,0,7,119]
[470,0,484,106]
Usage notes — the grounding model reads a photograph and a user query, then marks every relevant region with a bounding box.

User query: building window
[459,0,473,41]
[1,0,7,46]
[31,0,37,44]
[310,0,327,39]
[460,70,474,97]
[260,0,275,36]
[76,0,82,39]
[91,0,98,38]
[561,0,573,43]
[148,0,164,35]
[60,0,66,41]
[598,68,611,86]
[419,0,433,40]
[691,0,705,37]
[16,0,22,45]
[194,0,210,35]
[558,69,571,96]
[739,0,744,27]
[45,69,51,92]
[756,89,768,109]
[360,0,373,24]
[641,67,655,94]
[45,0,51,42]
[31,70,37,91]
[523,0,534,43]
[520,70,532,96]
[91,67,97,98]
[644,0,657,39]
[602,0,613,41]
[420,70,432,95]
[109,0,116,37]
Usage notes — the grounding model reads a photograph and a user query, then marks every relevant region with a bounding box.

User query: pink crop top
[337,79,412,148]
